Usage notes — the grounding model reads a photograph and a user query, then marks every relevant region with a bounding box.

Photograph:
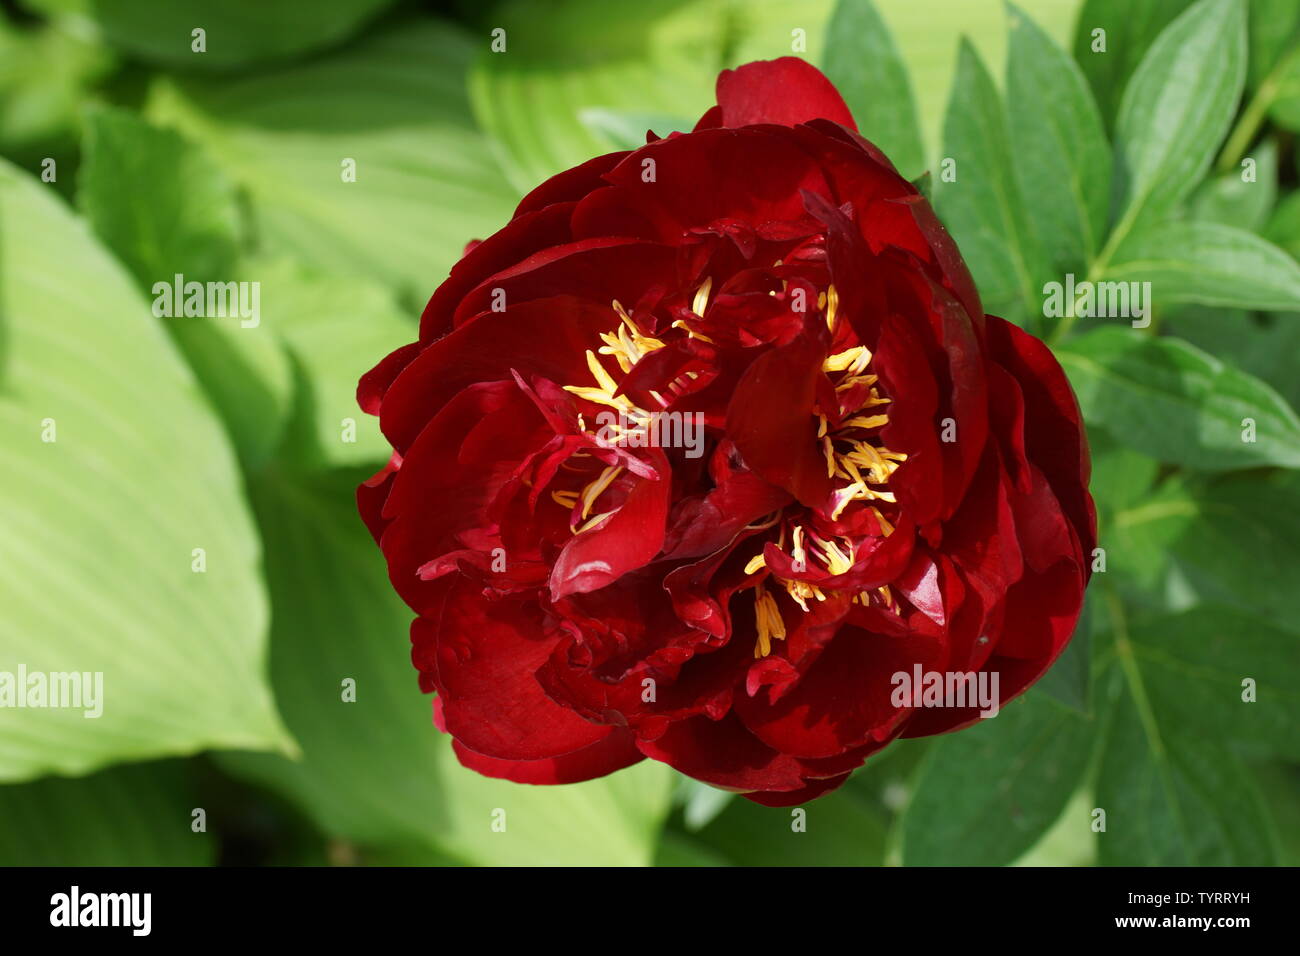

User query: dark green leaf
[0,761,212,865]
[936,39,1049,328]
[1187,140,1277,232]
[903,691,1096,866]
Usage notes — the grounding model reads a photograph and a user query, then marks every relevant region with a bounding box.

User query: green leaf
[1096,666,1277,865]
[1102,220,1300,312]
[1248,0,1300,90]
[217,469,673,865]
[1264,189,1300,259]
[823,0,925,179]
[1071,0,1196,131]
[1166,307,1300,412]
[1006,2,1111,271]
[249,258,413,470]
[936,39,1049,328]
[1057,326,1300,469]
[1036,594,1094,715]
[45,0,397,70]
[692,784,888,865]
[1114,471,1300,634]
[0,14,116,152]
[1119,607,1300,761]
[1187,140,1278,232]
[146,18,519,304]
[678,776,736,832]
[0,760,212,865]
[0,160,291,781]
[77,105,294,468]
[79,105,240,285]
[577,108,693,151]
[902,691,1095,866]
[1109,0,1246,248]
[468,0,725,192]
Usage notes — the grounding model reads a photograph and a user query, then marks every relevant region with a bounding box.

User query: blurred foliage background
[0,0,1297,866]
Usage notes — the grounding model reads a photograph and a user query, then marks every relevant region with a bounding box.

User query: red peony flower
[357,58,1096,805]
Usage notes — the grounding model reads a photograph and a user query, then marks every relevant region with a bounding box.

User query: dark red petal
[726,333,833,509]
[421,584,609,761]
[711,58,856,131]
[451,727,643,785]
[549,448,672,600]
[741,772,851,806]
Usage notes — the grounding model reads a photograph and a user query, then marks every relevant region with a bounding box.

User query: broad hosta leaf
[1110,0,1246,247]
[1006,3,1111,271]
[218,470,673,865]
[0,14,115,152]
[577,108,693,151]
[252,259,414,470]
[0,760,212,865]
[1103,220,1300,311]
[1096,668,1277,865]
[1188,141,1278,232]
[0,159,291,782]
[468,0,725,192]
[902,691,1095,866]
[1057,326,1300,469]
[823,0,925,179]
[146,18,519,303]
[36,0,397,70]
[936,40,1049,327]
[78,105,293,467]
[1071,0,1195,130]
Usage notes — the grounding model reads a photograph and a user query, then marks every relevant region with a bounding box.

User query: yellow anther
[579,465,622,519]
[692,277,713,318]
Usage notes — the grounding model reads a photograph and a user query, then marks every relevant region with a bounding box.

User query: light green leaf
[936,39,1050,328]
[1248,0,1300,90]
[1057,326,1300,469]
[1103,220,1300,311]
[78,105,294,466]
[0,14,116,152]
[43,0,396,70]
[1096,667,1277,865]
[1006,2,1111,270]
[468,0,725,192]
[902,691,1095,866]
[146,18,519,304]
[823,0,925,179]
[0,159,291,782]
[218,470,673,866]
[678,776,736,831]
[1110,0,1246,249]
[0,760,212,865]
[249,258,413,470]
[578,109,692,151]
